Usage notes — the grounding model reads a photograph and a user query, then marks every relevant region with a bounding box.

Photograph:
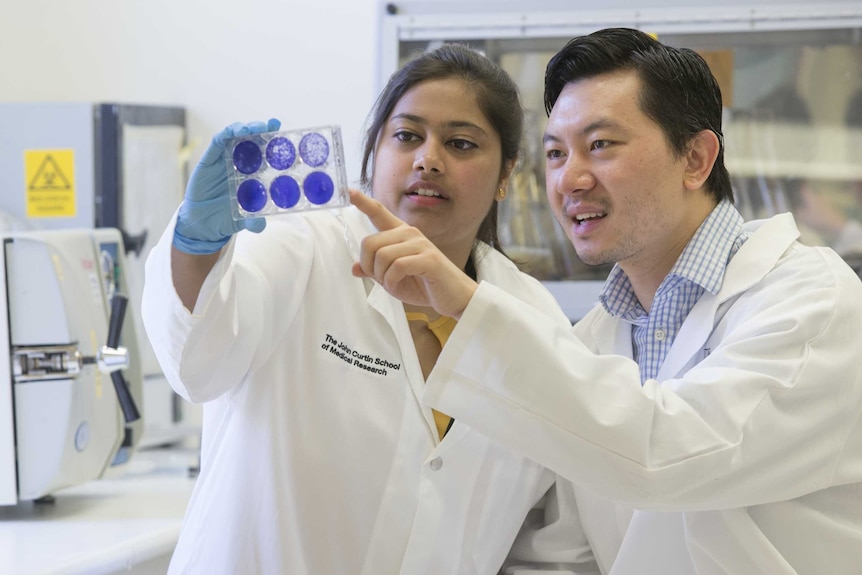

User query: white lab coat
[141,207,583,574]
[425,213,862,574]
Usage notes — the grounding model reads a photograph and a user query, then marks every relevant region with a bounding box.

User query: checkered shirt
[598,201,749,384]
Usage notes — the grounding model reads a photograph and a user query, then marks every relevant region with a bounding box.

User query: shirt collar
[665,200,744,295]
[600,201,744,316]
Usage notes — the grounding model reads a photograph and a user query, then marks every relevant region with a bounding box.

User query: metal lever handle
[106,294,140,423]
[96,345,128,373]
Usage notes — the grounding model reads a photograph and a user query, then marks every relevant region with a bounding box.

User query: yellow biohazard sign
[24,149,76,217]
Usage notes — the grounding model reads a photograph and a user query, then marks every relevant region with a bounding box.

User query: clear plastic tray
[224,125,348,220]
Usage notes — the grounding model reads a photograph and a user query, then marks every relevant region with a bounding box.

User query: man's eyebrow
[580,119,623,135]
[542,132,562,145]
[543,118,625,144]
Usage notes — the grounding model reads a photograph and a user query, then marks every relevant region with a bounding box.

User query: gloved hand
[173,118,281,254]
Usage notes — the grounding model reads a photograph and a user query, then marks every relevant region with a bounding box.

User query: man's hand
[349,190,478,319]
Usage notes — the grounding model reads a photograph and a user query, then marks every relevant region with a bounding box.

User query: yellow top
[406,311,457,440]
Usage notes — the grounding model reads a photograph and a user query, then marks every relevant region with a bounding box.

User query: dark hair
[360,43,523,251]
[544,28,733,203]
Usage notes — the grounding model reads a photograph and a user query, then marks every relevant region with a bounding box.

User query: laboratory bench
[0,446,198,575]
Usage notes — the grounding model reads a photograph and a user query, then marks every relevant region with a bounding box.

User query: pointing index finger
[349,189,404,232]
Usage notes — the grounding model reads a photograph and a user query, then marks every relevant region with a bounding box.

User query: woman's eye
[545,149,564,160]
[449,138,477,151]
[394,130,419,143]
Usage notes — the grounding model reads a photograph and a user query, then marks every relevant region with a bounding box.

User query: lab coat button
[654,329,666,341]
[429,457,443,471]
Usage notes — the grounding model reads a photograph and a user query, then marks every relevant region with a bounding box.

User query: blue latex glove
[173,118,281,254]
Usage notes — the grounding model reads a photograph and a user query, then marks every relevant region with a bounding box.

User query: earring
[496,186,507,200]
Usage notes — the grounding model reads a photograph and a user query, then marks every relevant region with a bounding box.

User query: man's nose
[553,157,595,195]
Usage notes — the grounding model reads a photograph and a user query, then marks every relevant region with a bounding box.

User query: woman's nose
[413,142,444,173]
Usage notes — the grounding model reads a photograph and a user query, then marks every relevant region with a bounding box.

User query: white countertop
[0,447,197,575]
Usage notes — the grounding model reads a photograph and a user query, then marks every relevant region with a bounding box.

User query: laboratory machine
[0,102,190,445]
[0,227,143,505]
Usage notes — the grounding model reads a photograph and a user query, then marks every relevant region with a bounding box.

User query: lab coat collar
[335,206,383,300]
[655,212,801,380]
[717,212,800,301]
[370,282,471,450]
[363,229,497,450]
[338,207,426,419]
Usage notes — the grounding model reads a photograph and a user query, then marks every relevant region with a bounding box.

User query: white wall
[0,0,381,181]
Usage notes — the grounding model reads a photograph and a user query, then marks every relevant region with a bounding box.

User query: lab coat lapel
[656,213,801,380]
[366,282,441,442]
[656,294,719,380]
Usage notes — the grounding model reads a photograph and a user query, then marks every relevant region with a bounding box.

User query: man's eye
[591,139,612,151]
[545,149,564,159]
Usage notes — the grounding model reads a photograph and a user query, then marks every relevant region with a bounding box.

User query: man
[351,28,862,574]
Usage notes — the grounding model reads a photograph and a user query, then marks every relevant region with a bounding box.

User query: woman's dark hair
[544,28,733,203]
[360,43,523,251]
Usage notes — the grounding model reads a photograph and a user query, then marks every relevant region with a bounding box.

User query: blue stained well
[299,132,330,167]
[237,179,268,213]
[233,140,263,174]
[266,137,296,170]
[270,175,301,209]
[303,171,335,205]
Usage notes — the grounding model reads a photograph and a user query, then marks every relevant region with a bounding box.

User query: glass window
[396,25,862,279]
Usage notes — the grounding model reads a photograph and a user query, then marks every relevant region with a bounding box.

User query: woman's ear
[498,158,517,190]
[684,130,720,191]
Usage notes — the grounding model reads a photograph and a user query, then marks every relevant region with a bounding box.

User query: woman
[142,44,575,574]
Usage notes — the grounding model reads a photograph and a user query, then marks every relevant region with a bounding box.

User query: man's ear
[684,130,720,191]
